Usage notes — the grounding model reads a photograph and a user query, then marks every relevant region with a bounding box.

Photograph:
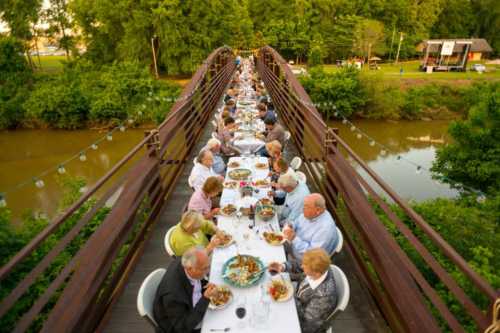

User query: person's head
[278,174,298,193]
[224,116,236,129]
[273,157,288,173]
[257,103,267,117]
[221,109,231,120]
[197,149,213,168]
[265,140,282,158]
[264,116,277,131]
[202,176,223,198]
[226,99,236,108]
[180,211,204,234]
[182,246,210,280]
[301,248,331,279]
[206,138,221,154]
[303,193,326,219]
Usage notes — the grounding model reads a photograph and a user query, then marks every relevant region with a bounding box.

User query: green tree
[352,18,386,60]
[431,81,500,194]
[43,0,76,59]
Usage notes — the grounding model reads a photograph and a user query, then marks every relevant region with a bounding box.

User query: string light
[138,111,143,116]
[350,125,356,131]
[79,152,87,162]
[91,144,98,150]
[0,194,7,208]
[369,140,375,146]
[106,134,113,141]
[128,119,134,124]
[380,149,387,156]
[57,165,66,174]
[119,125,126,132]
[356,133,362,139]
[342,119,348,124]
[476,194,486,204]
[34,178,45,188]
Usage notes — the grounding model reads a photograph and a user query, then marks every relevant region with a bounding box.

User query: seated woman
[268,248,338,333]
[170,211,223,256]
[187,176,222,220]
[219,117,239,156]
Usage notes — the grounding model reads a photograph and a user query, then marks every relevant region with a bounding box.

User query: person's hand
[211,208,220,216]
[217,175,224,182]
[268,190,275,197]
[203,283,218,299]
[268,262,284,274]
[283,225,295,241]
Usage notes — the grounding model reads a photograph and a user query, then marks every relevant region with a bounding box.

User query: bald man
[283,193,339,263]
[153,246,217,333]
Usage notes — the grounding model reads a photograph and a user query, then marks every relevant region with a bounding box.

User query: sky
[0,0,50,32]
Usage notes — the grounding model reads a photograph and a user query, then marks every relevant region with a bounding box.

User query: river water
[326,119,457,202]
[0,120,457,223]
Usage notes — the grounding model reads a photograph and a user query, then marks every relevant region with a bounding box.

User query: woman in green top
[170,210,223,256]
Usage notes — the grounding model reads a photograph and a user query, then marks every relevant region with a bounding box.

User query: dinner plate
[221,255,265,288]
[216,234,235,248]
[220,205,237,216]
[228,168,252,181]
[208,286,233,310]
[267,279,294,302]
[262,231,286,246]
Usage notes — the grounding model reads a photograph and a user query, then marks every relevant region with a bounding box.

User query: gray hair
[278,174,298,189]
[196,149,212,163]
[181,246,207,268]
[206,138,221,150]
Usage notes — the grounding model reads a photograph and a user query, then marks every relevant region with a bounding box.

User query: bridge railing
[0,47,235,332]
[257,45,498,333]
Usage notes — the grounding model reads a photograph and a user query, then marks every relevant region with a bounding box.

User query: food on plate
[268,280,292,301]
[228,161,240,168]
[222,255,265,287]
[239,206,252,216]
[228,168,252,180]
[209,286,232,308]
[254,162,268,169]
[223,181,238,189]
[253,179,270,187]
[221,204,237,216]
[257,205,275,221]
[258,198,273,206]
[216,231,234,247]
[255,132,265,140]
[263,231,285,245]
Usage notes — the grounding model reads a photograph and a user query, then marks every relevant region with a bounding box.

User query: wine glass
[235,295,247,328]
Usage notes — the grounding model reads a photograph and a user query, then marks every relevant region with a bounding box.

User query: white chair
[324,265,350,333]
[164,227,176,256]
[137,268,166,328]
[331,226,344,256]
[284,130,291,142]
[211,132,219,140]
[295,171,307,183]
[211,120,218,128]
[290,156,302,171]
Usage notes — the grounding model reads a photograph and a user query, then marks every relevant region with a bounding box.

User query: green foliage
[375,194,499,332]
[299,66,366,118]
[20,60,181,129]
[0,36,33,128]
[432,81,500,193]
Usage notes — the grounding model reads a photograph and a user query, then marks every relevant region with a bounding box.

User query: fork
[210,328,230,332]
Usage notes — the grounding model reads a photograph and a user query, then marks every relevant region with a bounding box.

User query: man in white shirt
[188,150,221,191]
[278,174,310,223]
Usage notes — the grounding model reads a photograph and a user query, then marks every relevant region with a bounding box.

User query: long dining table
[201,157,301,332]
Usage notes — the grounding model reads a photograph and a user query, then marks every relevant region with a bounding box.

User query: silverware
[210,328,230,332]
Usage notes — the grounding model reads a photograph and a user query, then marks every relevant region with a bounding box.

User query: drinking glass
[235,295,247,329]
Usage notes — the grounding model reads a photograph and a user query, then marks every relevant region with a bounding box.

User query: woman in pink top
[187,176,223,220]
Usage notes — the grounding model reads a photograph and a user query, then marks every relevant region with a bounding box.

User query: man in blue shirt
[283,193,338,263]
[278,174,310,224]
[204,138,225,175]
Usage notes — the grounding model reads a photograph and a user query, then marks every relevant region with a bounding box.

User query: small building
[417,38,493,72]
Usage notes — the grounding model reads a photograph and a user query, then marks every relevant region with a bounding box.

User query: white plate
[209,287,233,310]
[267,279,294,302]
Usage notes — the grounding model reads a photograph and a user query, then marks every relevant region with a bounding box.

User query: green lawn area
[29,55,66,73]
[321,60,500,82]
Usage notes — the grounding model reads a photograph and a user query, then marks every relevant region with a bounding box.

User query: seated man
[283,193,338,263]
[153,246,218,333]
[188,150,220,191]
[204,138,225,175]
[218,117,239,156]
[278,174,310,223]
[271,157,296,182]
[257,102,276,122]
[263,116,285,146]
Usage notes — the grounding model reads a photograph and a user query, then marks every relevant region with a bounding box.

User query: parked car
[471,64,486,72]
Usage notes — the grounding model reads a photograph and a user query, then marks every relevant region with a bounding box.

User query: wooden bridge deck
[101,116,389,333]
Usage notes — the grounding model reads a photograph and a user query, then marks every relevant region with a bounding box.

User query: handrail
[256,45,498,332]
[0,46,235,332]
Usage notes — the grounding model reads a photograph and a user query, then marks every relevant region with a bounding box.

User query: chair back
[330,265,350,315]
[211,120,218,128]
[290,156,302,170]
[295,171,307,183]
[332,226,344,255]
[284,131,291,141]
[137,268,166,328]
[212,132,219,140]
[164,227,176,256]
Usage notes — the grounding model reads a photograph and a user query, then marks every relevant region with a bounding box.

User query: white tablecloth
[201,156,301,333]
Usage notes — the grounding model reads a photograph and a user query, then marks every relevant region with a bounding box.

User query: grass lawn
[321,60,500,83]
[29,55,66,73]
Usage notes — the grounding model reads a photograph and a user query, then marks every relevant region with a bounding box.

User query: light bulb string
[0,90,196,199]
[307,101,486,198]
